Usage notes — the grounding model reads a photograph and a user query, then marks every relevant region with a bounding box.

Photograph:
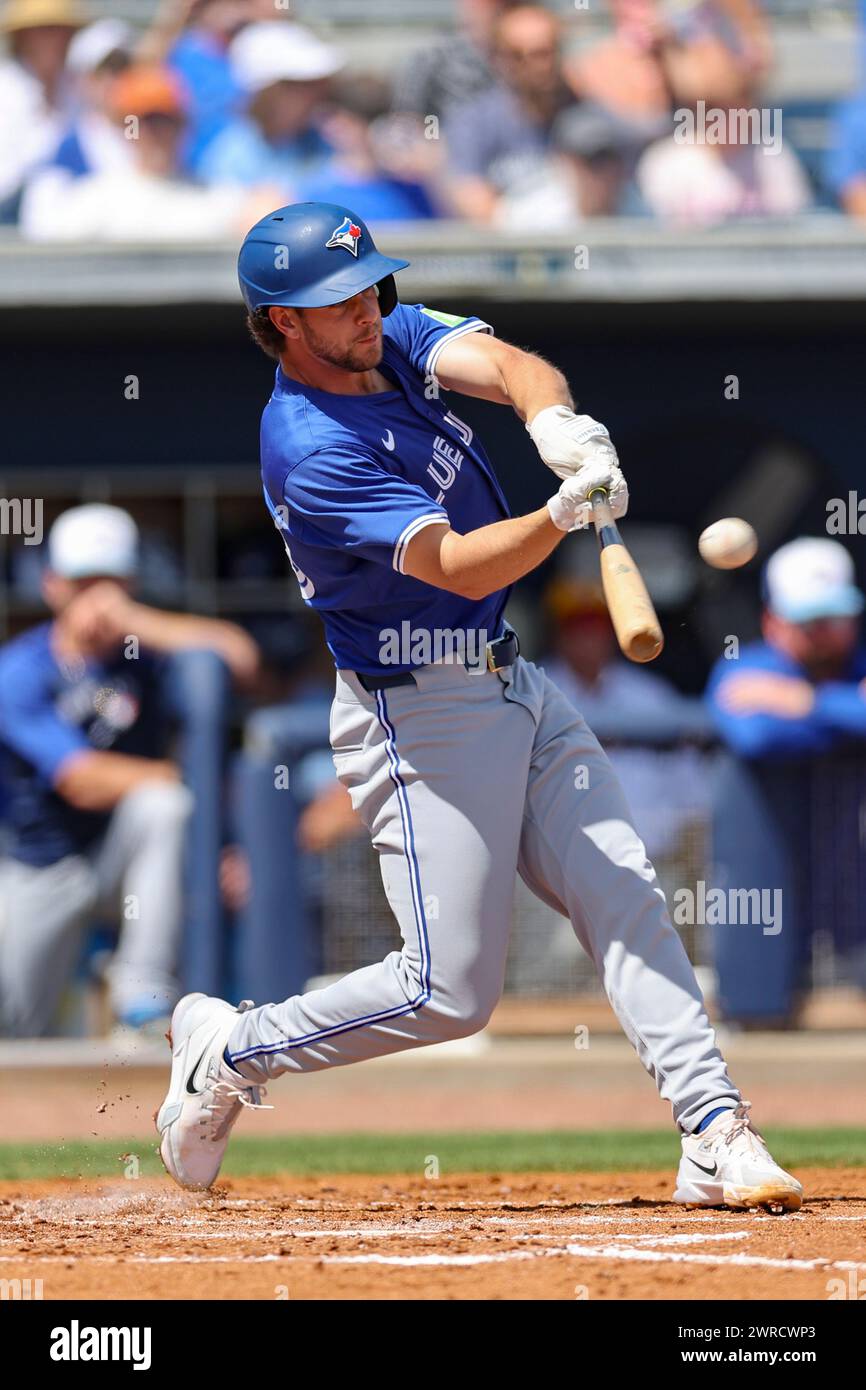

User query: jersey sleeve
[282,447,450,574]
[386,302,493,385]
[0,650,90,783]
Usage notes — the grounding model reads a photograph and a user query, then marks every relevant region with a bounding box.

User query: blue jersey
[707,640,866,760]
[0,624,169,866]
[260,303,512,674]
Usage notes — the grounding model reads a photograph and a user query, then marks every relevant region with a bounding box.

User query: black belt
[356,629,520,692]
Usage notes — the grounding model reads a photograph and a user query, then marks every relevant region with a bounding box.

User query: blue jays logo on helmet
[237,201,409,315]
[326,216,362,257]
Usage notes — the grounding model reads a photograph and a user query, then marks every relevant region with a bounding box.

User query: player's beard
[299,318,383,373]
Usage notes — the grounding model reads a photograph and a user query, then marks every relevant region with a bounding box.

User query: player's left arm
[433,330,627,498]
[433,332,572,421]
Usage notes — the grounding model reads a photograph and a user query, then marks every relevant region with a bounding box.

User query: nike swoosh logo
[690,1158,718,1176]
[382,430,395,451]
[185,1046,210,1095]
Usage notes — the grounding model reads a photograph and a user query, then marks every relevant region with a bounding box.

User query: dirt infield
[1,1169,864,1301]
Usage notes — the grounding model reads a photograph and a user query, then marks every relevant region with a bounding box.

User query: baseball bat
[587,487,664,664]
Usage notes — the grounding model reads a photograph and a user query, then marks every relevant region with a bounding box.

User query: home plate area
[2,1170,865,1300]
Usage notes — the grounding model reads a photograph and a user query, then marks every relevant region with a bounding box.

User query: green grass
[0,1129,863,1181]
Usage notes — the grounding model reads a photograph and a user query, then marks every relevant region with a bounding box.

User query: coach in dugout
[707,537,866,1027]
[0,504,258,1038]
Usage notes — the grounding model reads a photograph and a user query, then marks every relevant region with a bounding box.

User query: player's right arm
[54,752,180,813]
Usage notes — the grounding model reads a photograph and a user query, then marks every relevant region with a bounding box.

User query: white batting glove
[547,458,629,533]
[527,405,619,483]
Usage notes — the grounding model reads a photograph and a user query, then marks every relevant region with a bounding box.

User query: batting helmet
[237,202,409,317]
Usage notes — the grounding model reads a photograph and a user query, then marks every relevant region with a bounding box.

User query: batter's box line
[18,1249,866,1272]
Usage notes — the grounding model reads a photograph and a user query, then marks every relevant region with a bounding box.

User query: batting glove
[547,458,629,533]
[527,405,619,483]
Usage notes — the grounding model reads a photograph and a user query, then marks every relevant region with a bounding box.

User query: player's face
[764,611,859,675]
[296,288,383,373]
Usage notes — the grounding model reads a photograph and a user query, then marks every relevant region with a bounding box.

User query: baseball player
[157,201,801,1213]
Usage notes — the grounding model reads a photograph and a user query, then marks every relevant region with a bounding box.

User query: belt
[356,628,520,692]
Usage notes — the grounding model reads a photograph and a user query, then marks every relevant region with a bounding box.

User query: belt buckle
[486,630,518,673]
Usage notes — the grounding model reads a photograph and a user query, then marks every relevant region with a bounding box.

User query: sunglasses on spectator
[138,111,185,130]
[499,44,559,62]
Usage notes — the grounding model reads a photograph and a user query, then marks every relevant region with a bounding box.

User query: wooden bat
[588,487,664,664]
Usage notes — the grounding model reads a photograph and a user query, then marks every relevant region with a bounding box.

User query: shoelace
[202,1078,273,1141]
[720,1101,768,1156]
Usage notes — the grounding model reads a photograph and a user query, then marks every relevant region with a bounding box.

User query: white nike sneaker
[674,1101,803,1214]
[156,992,271,1191]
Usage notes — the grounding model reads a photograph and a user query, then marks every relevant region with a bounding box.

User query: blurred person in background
[306,74,441,222]
[142,0,279,172]
[493,100,649,227]
[52,16,134,177]
[443,3,582,223]
[629,0,810,223]
[0,505,259,1038]
[18,17,134,223]
[21,63,269,241]
[636,96,811,222]
[391,0,517,122]
[541,577,709,862]
[825,6,866,219]
[0,0,86,221]
[707,537,866,1026]
[197,21,342,196]
[575,0,767,128]
[710,539,866,757]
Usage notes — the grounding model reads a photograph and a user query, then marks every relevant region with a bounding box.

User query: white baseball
[698,517,758,570]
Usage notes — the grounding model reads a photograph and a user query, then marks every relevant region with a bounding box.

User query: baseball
[698,517,758,570]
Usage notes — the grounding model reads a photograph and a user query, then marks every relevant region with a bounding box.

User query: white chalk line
[14,1247,866,1272]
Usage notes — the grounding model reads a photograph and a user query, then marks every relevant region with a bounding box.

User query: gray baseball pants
[227,656,739,1133]
[0,780,192,1036]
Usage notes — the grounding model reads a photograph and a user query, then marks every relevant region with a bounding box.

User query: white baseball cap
[230,22,344,93]
[764,537,864,623]
[48,504,139,580]
[67,18,133,74]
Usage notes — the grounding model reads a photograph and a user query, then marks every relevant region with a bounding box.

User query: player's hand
[527,405,620,483]
[547,458,629,532]
[717,673,816,718]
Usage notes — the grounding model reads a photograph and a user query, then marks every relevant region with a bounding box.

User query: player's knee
[426,989,497,1041]
[118,779,194,828]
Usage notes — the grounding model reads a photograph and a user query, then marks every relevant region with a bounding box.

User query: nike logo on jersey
[690,1158,718,1177]
[382,430,396,451]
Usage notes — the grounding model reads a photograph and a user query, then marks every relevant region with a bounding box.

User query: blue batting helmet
[237,202,409,317]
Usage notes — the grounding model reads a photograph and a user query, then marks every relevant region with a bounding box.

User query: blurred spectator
[21,63,264,241]
[19,18,134,223]
[391,0,516,122]
[637,96,811,222]
[53,17,134,177]
[707,538,866,1025]
[197,21,342,195]
[575,0,763,125]
[494,100,647,227]
[0,0,86,220]
[541,577,709,861]
[140,1,284,171]
[709,539,866,759]
[442,3,582,223]
[307,75,439,221]
[825,0,866,227]
[154,0,248,170]
[825,96,866,217]
[0,505,259,1037]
